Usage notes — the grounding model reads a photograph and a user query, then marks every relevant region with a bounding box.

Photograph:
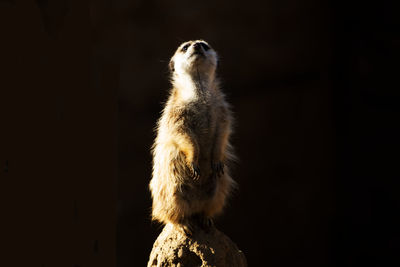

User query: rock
[148,223,247,267]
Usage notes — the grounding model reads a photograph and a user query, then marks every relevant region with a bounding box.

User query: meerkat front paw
[211,161,224,178]
[189,162,201,180]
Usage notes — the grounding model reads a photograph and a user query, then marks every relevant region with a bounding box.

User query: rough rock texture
[148,224,247,267]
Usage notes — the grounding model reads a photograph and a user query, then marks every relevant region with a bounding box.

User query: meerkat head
[169,40,218,82]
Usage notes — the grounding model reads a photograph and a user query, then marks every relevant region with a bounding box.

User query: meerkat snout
[192,42,209,55]
[169,40,218,77]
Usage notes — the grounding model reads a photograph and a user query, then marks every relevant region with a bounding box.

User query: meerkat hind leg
[180,213,214,236]
[192,213,214,231]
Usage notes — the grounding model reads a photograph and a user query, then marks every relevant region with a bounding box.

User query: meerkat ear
[169,59,175,73]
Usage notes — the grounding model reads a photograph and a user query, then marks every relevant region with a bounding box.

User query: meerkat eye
[200,43,210,51]
[181,44,190,52]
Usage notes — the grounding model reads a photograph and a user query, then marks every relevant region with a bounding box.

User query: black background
[1,0,399,266]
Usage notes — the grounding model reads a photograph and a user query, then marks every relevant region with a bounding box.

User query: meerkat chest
[183,101,218,136]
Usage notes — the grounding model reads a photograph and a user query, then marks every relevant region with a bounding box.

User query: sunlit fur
[149,40,236,228]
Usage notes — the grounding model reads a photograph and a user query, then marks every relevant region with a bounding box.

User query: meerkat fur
[149,40,236,233]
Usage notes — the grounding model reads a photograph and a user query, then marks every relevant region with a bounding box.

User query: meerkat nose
[193,42,203,52]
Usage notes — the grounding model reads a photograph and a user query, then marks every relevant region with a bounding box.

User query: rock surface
[148,223,247,267]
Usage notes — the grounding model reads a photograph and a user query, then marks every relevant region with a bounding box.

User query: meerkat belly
[191,110,219,197]
[191,107,217,166]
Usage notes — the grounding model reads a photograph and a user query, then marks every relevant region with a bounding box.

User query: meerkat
[149,40,235,234]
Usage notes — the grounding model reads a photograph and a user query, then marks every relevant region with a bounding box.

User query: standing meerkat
[149,40,235,234]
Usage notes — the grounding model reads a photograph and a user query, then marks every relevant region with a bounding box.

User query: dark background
[1,0,399,266]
